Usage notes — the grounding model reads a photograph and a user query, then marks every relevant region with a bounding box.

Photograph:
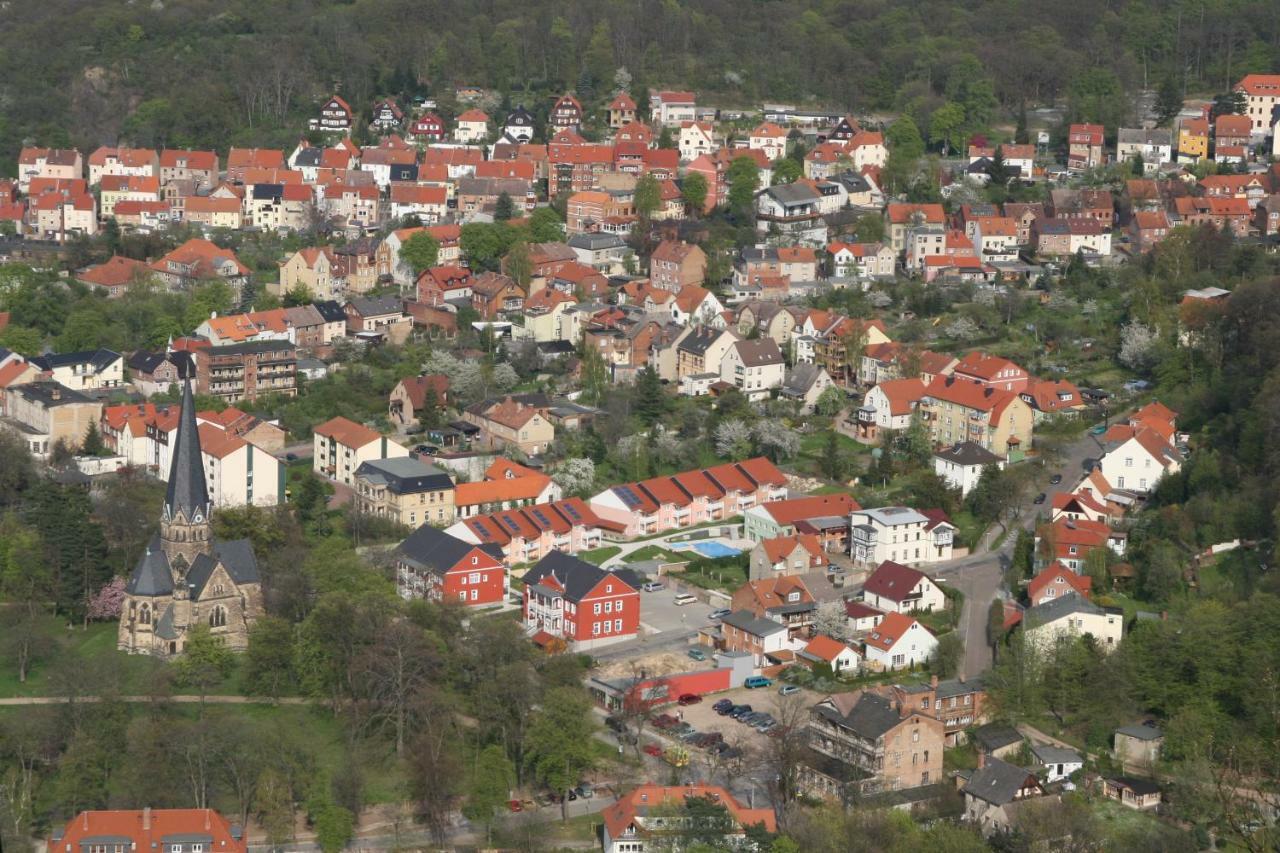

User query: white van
[673,593,698,606]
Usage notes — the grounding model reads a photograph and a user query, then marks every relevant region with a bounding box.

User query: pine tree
[82,420,106,456]
[494,191,515,222]
[634,366,667,425]
[821,430,848,482]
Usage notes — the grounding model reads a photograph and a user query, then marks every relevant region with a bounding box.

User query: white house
[1031,744,1083,784]
[859,378,926,438]
[863,612,937,671]
[748,122,788,161]
[678,121,716,162]
[1022,595,1123,654]
[1116,128,1173,174]
[1099,429,1182,494]
[719,338,785,401]
[861,560,947,614]
[828,241,895,279]
[453,110,490,143]
[933,441,1006,496]
[313,416,409,487]
[797,635,861,674]
[849,506,955,567]
[148,418,284,508]
[671,284,725,327]
[28,349,124,392]
[653,91,697,127]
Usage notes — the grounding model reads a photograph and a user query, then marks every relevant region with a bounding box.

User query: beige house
[354,456,456,528]
[279,246,345,301]
[463,396,555,455]
[29,349,124,391]
[650,240,707,291]
[719,338,785,401]
[388,375,450,428]
[1022,595,1123,654]
[3,381,103,457]
[1114,723,1163,773]
[674,326,740,380]
[803,691,945,797]
[921,376,1032,459]
[183,197,244,229]
[313,416,409,487]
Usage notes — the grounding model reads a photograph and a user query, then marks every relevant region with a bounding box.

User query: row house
[1130,210,1171,252]
[885,203,945,253]
[322,183,381,233]
[743,492,861,550]
[448,498,610,565]
[29,187,97,240]
[159,148,219,187]
[88,146,159,185]
[470,271,525,319]
[182,196,244,229]
[1049,187,1114,225]
[588,456,788,537]
[650,239,707,291]
[566,189,635,234]
[49,809,246,853]
[388,183,448,222]
[1197,173,1268,206]
[16,147,83,192]
[421,145,485,179]
[1172,196,1250,237]
[1034,217,1112,257]
[226,147,286,183]
[100,174,161,218]
[891,676,989,747]
[550,144,615,197]
[1178,117,1210,162]
[522,552,642,650]
[244,183,313,232]
[395,524,506,606]
[455,176,535,218]
[453,458,561,520]
[1003,202,1046,245]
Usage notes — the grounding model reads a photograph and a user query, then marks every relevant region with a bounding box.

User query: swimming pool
[679,541,742,558]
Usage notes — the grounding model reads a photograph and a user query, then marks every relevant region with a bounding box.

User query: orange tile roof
[52,809,245,853]
[1028,566,1092,602]
[874,378,926,417]
[758,493,860,524]
[314,416,383,448]
[455,472,552,507]
[601,784,775,842]
[866,612,925,651]
[803,634,853,663]
[760,534,825,565]
[78,255,150,289]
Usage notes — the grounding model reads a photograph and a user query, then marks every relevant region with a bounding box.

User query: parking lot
[637,584,716,635]
[639,681,825,754]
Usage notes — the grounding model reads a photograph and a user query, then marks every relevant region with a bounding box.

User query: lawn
[672,557,749,591]
[624,544,688,564]
[578,545,622,565]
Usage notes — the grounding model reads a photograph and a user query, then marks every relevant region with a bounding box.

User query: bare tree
[407,688,464,845]
[352,620,439,756]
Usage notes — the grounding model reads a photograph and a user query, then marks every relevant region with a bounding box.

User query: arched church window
[139,604,151,625]
[210,606,227,628]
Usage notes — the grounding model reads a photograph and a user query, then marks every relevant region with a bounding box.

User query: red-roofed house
[1028,565,1092,606]
[798,634,862,673]
[447,498,609,564]
[50,809,246,853]
[921,375,1033,457]
[607,93,637,128]
[749,122,788,160]
[77,255,151,297]
[1019,378,1087,422]
[387,374,450,427]
[462,396,554,455]
[550,93,584,130]
[953,351,1029,393]
[857,377,926,440]
[1035,517,1125,572]
[151,238,251,300]
[744,492,860,544]
[454,458,561,519]
[311,94,354,133]
[1234,74,1280,135]
[749,534,826,580]
[863,612,937,670]
[313,416,408,486]
[652,90,697,126]
[862,560,946,613]
[601,783,775,853]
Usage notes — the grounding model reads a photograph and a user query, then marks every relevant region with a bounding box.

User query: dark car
[1033,492,1047,504]
[712,699,734,713]
[729,705,753,719]
[671,722,695,737]
[677,693,703,706]
[652,714,679,729]
[1050,474,1062,484]
[285,452,298,462]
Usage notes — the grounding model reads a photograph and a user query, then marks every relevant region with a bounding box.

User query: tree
[634,365,667,425]
[399,231,440,276]
[550,457,595,496]
[815,385,844,417]
[929,102,966,155]
[527,207,565,243]
[930,632,964,678]
[493,191,515,222]
[682,172,709,216]
[255,766,295,849]
[524,687,597,821]
[81,420,106,456]
[883,117,925,192]
[244,616,297,701]
[0,518,55,683]
[313,800,355,853]
[504,240,532,287]
[726,155,761,217]
[634,173,662,221]
[820,430,848,482]
[1119,321,1158,371]
[813,600,849,640]
[966,464,1016,524]
[771,158,801,185]
[1156,75,1183,124]
[176,624,235,704]
[463,745,514,844]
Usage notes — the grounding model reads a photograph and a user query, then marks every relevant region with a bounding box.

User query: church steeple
[164,378,210,523]
[160,378,211,571]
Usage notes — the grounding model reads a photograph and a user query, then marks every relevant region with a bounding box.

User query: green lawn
[578,545,622,565]
[624,544,688,564]
[672,558,749,591]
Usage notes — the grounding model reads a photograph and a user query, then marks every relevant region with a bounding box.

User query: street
[932,425,1105,680]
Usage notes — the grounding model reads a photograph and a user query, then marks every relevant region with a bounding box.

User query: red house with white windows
[1027,565,1092,606]
[395,524,507,606]
[522,551,643,651]
[409,112,446,143]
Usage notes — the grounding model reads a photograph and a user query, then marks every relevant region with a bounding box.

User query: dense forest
[3,0,1280,171]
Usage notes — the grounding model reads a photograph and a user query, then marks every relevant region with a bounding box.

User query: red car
[677,694,703,706]
[507,799,523,812]
[643,743,664,757]
[651,714,679,729]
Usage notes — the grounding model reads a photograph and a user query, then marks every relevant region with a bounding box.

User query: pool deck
[601,535,754,569]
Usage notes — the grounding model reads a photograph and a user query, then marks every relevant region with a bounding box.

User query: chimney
[204,810,210,831]
[976,750,986,770]
[142,807,151,830]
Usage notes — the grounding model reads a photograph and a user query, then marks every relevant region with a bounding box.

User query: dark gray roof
[293,148,323,167]
[127,534,174,596]
[1030,744,1082,766]
[764,183,821,205]
[1024,593,1105,628]
[522,551,642,603]
[677,326,729,357]
[972,723,1022,752]
[13,381,94,407]
[251,183,284,201]
[154,605,179,640]
[568,233,627,251]
[505,105,535,126]
[314,300,347,323]
[186,538,260,598]
[1106,776,1161,795]
[1115,723,1163,740]
[934,441,1004,467]
[127,349,195,378]
[348,295,403,317]
[399,525,501,576]
[963,757,1039,806]
[813,692,904,740]
[164,380,211,523]
[720,609,787,637]
[781,363,825,396]
[355,457,453,494]
[388,163,418,182]
[29,348,121,373]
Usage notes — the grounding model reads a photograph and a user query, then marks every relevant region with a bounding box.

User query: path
[0,694,317,706]
[600,526,747,569]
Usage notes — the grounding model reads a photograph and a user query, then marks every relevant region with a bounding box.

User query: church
[118,380,262,656]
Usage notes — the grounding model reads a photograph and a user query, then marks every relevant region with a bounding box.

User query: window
[604,601,613,614]
[470,589,478,601]
[469,572,481,584]
[1124,457,1133,467]
[594,602,602,615]
[458,591,467,601]
[614,618,622,632]
[209,606,227,628]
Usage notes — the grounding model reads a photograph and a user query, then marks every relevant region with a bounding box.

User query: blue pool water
[684,541,741,558]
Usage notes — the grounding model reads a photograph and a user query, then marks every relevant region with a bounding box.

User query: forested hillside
[2,0,1280,170]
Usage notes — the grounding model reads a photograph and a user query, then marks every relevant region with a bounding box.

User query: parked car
[740,712,764,725]
[712,698,734,712]
[752,714,775,729]
[708,608,732,621]
[673,592,698,606]
[575,783,594,799]
[687,647,708,661]
[643,743,663,757]
[677,693,702,706]
[744,676,773,689]
[642,581,665,592]
[1033,492,1047,505]
[671,722,695,737]
[1050,473,1062,484]
[729,704,753,719]
[652,714,679,729]
[1090,424,1107,436]
[779,684,801,696]
[757,720,778,734]
[507,800,524,813]
[679,729,703,742]
[284,453,297,462]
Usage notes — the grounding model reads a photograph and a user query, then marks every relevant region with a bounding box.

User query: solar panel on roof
[500,514,522,534]
[561,502,582,521]
[615,485,644,509]
[531,508,554,527]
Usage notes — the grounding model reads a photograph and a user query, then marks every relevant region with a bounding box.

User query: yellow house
[1177,118,1209,163]
[524,289,578,342]
[279,246,345,301]
[462,397,555,455]
[353,456,456,528]
[921,376,1033,459]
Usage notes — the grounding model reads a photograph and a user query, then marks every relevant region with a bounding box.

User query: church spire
[164,378,210,523]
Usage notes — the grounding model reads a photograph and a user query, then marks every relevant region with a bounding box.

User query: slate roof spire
[164,378,210,522]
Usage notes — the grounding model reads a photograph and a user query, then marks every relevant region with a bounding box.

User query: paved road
[930,426,1106,680]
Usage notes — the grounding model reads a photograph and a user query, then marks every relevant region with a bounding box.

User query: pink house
[444,498,614,565]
